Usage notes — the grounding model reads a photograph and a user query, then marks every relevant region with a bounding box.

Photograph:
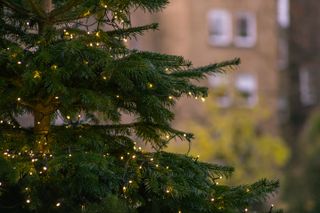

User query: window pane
[235,73,258,106]
[238,17,249,37]
[207,10,232,46]
[234,12,256,48]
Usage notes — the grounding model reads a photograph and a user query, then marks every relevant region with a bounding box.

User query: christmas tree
[0,1,279,212]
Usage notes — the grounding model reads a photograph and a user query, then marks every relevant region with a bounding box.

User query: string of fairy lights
[0,135,276,212]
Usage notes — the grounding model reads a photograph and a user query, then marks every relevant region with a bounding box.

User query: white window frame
[209,74,232,108]
[207,10,232,47]
[235,73,258,107]
[234,12,257,48]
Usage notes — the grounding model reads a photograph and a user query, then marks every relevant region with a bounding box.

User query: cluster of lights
[0,120,21,129]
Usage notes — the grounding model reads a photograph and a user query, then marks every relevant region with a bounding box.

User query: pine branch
[0,0,33,17]
[170,58,240,79]
[49,0,80,19]
[26,0,46,18]
[107,23,159,38]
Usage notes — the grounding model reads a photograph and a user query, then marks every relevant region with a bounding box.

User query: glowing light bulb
[33,70,41,79]
[56,202,61,207]
[83,10,90,16]
[17,97,21,101]
[26,199,31,203]
[51,64,58,70]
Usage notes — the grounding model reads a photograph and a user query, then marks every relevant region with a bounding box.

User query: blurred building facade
[130,0,285,134]
[282,0,320,150]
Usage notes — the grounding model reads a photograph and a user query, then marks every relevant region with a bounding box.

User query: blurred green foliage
[167,89,290,185]
[285,110,320,212]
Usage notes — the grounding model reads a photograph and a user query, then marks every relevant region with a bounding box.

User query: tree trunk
[33,103,53,152]
[34,111,51,135]
[41,0,52,13]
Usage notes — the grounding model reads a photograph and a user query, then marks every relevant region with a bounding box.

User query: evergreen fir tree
[0,0,279,212]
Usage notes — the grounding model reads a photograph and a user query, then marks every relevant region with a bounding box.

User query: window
[209,74,232,107]
[300,69,315,106]
[207,10,232,46]
[234,12,257,47]
[277,0,290,28]
[235,73,258,106]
